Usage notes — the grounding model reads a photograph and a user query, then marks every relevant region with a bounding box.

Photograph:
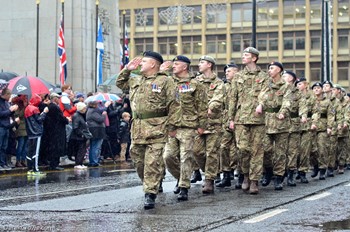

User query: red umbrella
[8,76,55,99]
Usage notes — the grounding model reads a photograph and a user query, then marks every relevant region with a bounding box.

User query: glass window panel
[232,40,241,52]
[136,45,144,55]
[145,44,153,51]
[257,39,267,51]
[311,38,320,49]
[218,41,226,53]
[193,42,202,54]
[338,69,349,81]
[296,38,305,49]
[207,42,216,53]
[232,8,241,22]
[159,44,167,54]
[283,1,294,19]
[269,39,278,50]
[193,6,202,24]
[310,0,321,18]
[339,36,348,48]
[183,43,191,54]
[243,9,252,21]
[338,0,350,18]
[144,9,154,26]
[284,38,293,50]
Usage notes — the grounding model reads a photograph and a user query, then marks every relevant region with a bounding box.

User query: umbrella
[0,71,19,81]
[85,92,120,103]
[8,76,55,99]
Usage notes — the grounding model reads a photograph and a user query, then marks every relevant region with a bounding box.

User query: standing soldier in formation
[216,64,239,188]
[193,55,225,194]
[116,51,175,209]
[310,82,335,180]
[296,78,315,183]
[257,62,291,191]
[229,47,269,194]
[163,55,208,201]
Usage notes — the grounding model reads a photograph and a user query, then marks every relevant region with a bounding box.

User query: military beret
[283,70,297,81]
[143,51,164,64]
[268,61,284,72]
[199,55,216,65]
[243,47,259,56]
[295,77,307,86]
[224,64,239,72]
[311,82,323,89]
[322,80,333,87]
[173,55,191,64]
[333,84,342,89]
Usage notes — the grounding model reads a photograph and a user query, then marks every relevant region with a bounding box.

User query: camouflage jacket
[116,69,175,144]
[229,66,269,125]
[336,97,348,138]
[284,84,307,133]
[311,95,335,132]
[329,96,340,136]
[222,81,232,131]
[196,73,225,131]
[168,74,208,131]
[299,90,316,132]
[258,79,291,134]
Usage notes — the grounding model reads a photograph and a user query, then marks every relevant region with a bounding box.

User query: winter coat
[0,97,14,129]
[119,119,130,143]
[86,107,106,139]
[70,111,88,141]
[24,95,47,138]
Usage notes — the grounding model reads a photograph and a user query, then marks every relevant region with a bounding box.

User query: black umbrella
[0,71,19,81]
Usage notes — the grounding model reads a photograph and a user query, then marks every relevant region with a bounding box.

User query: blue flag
[96,17,104,86]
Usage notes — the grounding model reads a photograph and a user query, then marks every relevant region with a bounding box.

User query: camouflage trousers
[287,132,300,170]
[219,130,237,172]
[130,142,165,194]
[193,130,222,180]
[328,135,338,168]
[264,132,289,176]
[337,136,348,167]
[235,125,264,181]
[310,132,329,169]
[298,131,314,172]
[163,128,196,189]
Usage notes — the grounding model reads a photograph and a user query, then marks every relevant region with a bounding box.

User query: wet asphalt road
[0,164,350,232]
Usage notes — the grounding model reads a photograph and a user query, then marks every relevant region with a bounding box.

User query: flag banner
[120,26,129,70]
[57,14,67,86]
[96,17,104,86]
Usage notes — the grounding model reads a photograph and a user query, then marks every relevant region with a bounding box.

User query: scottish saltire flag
[120,26,129,70]
[96,17,104,86]
[58,14,67,86]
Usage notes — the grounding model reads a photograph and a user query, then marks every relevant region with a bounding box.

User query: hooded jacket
[24,94,47,138]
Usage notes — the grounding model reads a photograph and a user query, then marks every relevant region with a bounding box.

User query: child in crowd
[118,112,131,162]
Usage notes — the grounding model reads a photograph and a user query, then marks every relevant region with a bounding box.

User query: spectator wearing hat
[257,61,291,191]
[45,93,69,170]
[116,51,175,209]
[228,47,269,194]
[295,77,314,183]
[310,82,335,180]
[69,102,89,169]
[216,63,240,188]
[192,55,225,194]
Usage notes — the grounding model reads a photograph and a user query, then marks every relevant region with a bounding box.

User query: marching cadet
[296,78,315,183]
[216,64,239,188]
[116,51,175,209]
[310,82,335,180]
[333,84,348,174]
[257,62,291,191]
[163,55,207,201]
[193,55,225,194]
[282,71,306,187]
[228,47,269,194]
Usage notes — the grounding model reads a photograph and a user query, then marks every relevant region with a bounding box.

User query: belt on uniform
[290,112,299,118]
[133,111,167,119]
[307,112,312,118]
[265,106,281,113]
[320,113,327,118]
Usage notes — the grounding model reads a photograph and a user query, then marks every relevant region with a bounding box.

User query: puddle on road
[313,218,350,231]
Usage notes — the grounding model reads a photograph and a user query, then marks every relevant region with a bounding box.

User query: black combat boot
[190,170,202,183]
[311,165,319,178]
[230,170,235,180]
[287,170,297,187]
[299,171,309,183]
[295,170,301,180]
[235,173,244,189]
[261,167,273,187]
[319,169,326,180]
[327,168,334,177]
[177,188,188,201]
[214,173,221,184]
[158,180,163,193]
[216,171,231,188]
[274,175,283,191]
[173,180,180,194]
[144,193,157,209]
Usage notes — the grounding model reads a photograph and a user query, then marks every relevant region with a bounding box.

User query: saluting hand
[126,57,142,71]
[160,61,172,72]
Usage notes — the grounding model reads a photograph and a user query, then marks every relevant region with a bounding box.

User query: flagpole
[36,0,40,77]
[95,0,99,93]
[122,10,126,66]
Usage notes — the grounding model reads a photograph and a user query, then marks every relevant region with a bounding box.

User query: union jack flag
[58,14,67,86]
[120,26,129,70]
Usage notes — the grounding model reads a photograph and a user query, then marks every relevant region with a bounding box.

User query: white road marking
[304,192,332,201]
[106,169,135,173]
[344,183,350,187]
[244,209,288,223]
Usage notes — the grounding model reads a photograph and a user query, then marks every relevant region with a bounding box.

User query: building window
[338,0,350,18]
[338,29,349,49]
[135,38,153,55]
[158,37,177,56]
[283,0,306,24]
[231,34,251,52]
[338,62,349,81]
[206,35,226,54]
[283,31,305,50]
[182,36,202,54]
[257,32,278,51]
[310,62,321,82]
[311,31,321,49]
[206,4,226,23]
[257,0,279,21]
[232,3,252,23]
[310,0,321,19]
[119,10,130,28]
[135,8,154,26]
[283,63,305,79]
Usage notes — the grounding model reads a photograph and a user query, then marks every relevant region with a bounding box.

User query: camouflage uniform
[258,79,291,176]
[163,74,207,189]
[336,96,348,169]
[229,66,269,182]
[327,95,339,170]
[116,69,175,194]
[298,90,316,173]
[193,73,225,180]
[310,95,335,170]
